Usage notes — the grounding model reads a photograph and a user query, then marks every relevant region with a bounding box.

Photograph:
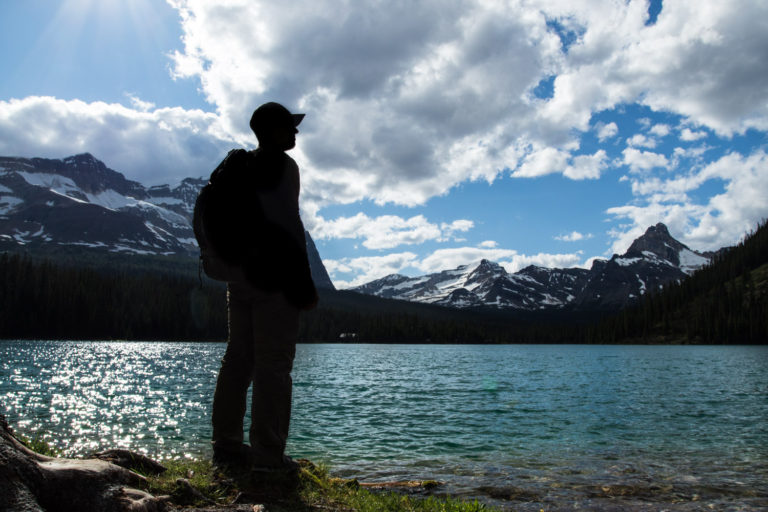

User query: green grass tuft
[143,458,499,511]
[17,433,61,457]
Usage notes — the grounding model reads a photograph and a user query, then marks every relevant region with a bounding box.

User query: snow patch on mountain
[679,248,709,275]
[17,172,82,198]
[0,196,23,215]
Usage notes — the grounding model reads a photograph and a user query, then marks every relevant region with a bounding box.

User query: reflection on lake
[2,341,767,510]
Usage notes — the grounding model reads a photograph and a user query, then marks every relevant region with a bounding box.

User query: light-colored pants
[211,283,298,465]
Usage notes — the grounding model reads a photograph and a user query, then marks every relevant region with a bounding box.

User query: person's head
[250,102,305,151]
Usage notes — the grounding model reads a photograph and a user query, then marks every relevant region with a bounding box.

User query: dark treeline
[300,289,590,343]
[0,252,227,341]
[1,220,766,343]
[581,219,768,344]
[0,251,576,343]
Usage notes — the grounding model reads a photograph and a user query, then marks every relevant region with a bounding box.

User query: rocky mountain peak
[63,153,99,166]
[626,222,689,265]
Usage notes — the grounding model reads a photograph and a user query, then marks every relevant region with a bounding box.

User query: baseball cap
[250,102,305,135]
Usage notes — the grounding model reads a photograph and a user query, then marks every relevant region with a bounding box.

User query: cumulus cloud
[649,124,671,137]
[165,0,569,207]
[499,252,585,273]
[555,231,593,242]
[0,96,234,186]
[162,0,768,207]
[563,150,609,180]
[596,121,618,142]
[415,246,584,275]
[312,212,473,250]
[607,150,768,254]
[513,146,571,178]
[513,147,608,180]
[622,147,669,173]
[626,134,657,148]
[325,251,419,288]
[539,0,768,136]
[680,128,708,141]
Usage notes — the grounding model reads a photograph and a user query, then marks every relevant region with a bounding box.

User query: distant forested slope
[0,252,227,341]
[583,220,768,344]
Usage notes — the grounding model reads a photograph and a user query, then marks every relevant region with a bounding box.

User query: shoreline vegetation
[2,417,493,512]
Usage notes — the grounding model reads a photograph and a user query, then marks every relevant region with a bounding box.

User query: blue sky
[1,0,767,288]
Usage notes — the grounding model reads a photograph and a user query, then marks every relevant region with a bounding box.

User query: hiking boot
[212,443,253,472]
[251,455,300,474]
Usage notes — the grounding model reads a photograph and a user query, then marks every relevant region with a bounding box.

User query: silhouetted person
[211,102,317,472]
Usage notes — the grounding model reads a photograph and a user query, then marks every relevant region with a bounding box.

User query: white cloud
[0,96,234,186]
[596,121,618,142]
[499,252,585,273]
[166,0,569,208]
[555,231,593,242]
[607,150,768,254]
[126,94,156,113]
[626,133,657,148]
[439,220,474,242]
[478,240,498,248]
[622,147,669,173]
[649,124,671,137]
[563,150,608,179]
[325,252,419,288]
[513,147,571,178]
[312,212,473,250]
[680,127,708,141]
[415,247,585,275]
[508,145,608,180]
[540,0,768,137]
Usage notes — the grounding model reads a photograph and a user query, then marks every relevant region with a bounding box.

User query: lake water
[1,341,766,511]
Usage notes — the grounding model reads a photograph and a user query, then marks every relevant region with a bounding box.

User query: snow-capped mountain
[353,223,715,311]
[0,153,199,254]
[0,153,334,289]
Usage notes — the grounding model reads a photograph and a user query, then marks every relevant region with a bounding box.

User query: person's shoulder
[282,154,299,174]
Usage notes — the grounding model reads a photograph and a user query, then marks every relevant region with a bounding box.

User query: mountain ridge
[352,223,716,311]
[0,153,334,290]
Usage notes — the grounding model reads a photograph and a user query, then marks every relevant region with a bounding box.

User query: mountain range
[353,223,716,311]
[1,153,721,312]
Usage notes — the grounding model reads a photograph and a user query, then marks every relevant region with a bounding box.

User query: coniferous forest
[584,220,768,344]
[1,220,766,344]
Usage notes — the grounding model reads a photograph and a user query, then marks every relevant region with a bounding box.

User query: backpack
[193,149,316,305]
[193,149,251,283]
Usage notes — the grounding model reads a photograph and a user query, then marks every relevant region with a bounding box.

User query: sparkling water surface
[2,341,767,511]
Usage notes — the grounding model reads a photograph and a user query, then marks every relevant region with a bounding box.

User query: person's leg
[248,293,299,467]
[211,287,254,451]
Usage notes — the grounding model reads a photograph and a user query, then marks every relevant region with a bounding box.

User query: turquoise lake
[1,341,767,510]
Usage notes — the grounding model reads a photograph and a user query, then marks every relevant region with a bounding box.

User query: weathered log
[0,415,166,512]
[92,449,168,476]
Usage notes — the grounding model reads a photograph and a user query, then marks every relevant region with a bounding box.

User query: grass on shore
[146,457,497,512]
[15,431,496,510]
